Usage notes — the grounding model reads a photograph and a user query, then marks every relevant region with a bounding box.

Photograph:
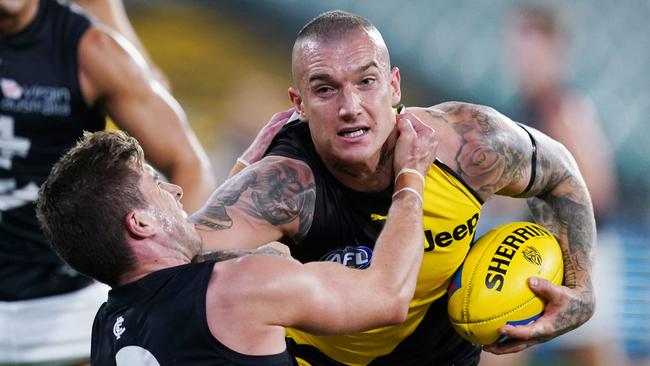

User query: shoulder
[407,102,532,199]
[79,24,148,75]
[407,101,510,130]
[78,24,150,101]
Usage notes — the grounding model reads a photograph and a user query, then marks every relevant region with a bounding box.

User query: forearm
[527,159,596,327]
[371,172,425,304]
[374,193,424,299]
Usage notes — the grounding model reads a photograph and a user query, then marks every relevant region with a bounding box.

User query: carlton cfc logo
[320,246,373,269]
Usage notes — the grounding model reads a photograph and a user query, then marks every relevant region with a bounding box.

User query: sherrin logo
[522,246,542,266]
[320,246,372,269]
[447,222,563,345]
[485,224,551,292]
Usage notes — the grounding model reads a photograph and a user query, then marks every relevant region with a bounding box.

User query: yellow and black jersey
[266,121,482,366]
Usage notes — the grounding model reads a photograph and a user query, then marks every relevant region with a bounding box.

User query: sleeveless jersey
[0,0,106,300]
[91,261,295,366]
[266,122,483,366]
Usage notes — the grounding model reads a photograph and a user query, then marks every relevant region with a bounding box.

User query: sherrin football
[447,222,563,345]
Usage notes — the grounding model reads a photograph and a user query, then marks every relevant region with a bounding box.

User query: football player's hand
[483,277,594,354]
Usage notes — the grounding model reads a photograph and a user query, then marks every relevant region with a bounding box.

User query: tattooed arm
[193,242,291,263]
[414,101,595,353]
[483,129,596,354]
[191,156,316,251]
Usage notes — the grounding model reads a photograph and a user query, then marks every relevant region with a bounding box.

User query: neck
[0,0,39,37]
[117,256,190,287]
[117,239,193,287]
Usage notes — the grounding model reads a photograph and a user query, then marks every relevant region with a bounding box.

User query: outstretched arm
[419,102,595,353]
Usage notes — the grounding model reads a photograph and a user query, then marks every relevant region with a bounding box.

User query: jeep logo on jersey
[320,246,373,269]
[424,212,479,252]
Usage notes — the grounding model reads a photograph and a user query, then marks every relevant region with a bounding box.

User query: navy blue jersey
[0,0,106,300]
[91,261,295,366]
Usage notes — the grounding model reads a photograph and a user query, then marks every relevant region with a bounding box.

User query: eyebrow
[308,61,380,83]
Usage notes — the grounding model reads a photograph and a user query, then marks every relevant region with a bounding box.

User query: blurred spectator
[479,2,623,366]
[0,0,214,365]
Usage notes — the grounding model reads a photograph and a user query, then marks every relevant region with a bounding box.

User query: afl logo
[522,246,542,266]
[320,246,373,269]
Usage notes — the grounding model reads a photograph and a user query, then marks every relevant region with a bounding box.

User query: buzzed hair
[292,10,391,83]
[296,10,377,43]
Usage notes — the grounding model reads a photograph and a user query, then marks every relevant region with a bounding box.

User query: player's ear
[125,210,155,238]
[390,67,402,107]
[288,87,306,120]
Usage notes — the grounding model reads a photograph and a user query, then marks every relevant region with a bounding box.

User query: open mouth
[338,128,369,138]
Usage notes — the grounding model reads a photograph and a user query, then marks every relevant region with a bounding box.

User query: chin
[334,150,379,167]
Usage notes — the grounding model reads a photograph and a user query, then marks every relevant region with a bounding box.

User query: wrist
[392,187,423,206]
[236,157,251,167]
[395,167,425,188]
[394,168,424,193]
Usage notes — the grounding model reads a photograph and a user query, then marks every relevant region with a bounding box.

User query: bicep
[429,102,535,199]
[264,261,392,335]
[192,157,316,250]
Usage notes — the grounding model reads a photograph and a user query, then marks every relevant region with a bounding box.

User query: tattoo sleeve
[427,102,530,200]
[191,157,316,241]
[526,146,596,331]
[430,101,596,332]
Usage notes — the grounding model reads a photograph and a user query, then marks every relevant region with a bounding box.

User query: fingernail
[529,277,538,287]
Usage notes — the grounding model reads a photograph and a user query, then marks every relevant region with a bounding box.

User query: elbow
[580,288,597,326]
[393,298,412,324]
[381,289,413,325]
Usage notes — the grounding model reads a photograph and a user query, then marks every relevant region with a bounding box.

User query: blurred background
[122,0,649,365]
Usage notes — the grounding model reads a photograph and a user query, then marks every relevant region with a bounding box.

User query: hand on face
[393,112,437,177]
